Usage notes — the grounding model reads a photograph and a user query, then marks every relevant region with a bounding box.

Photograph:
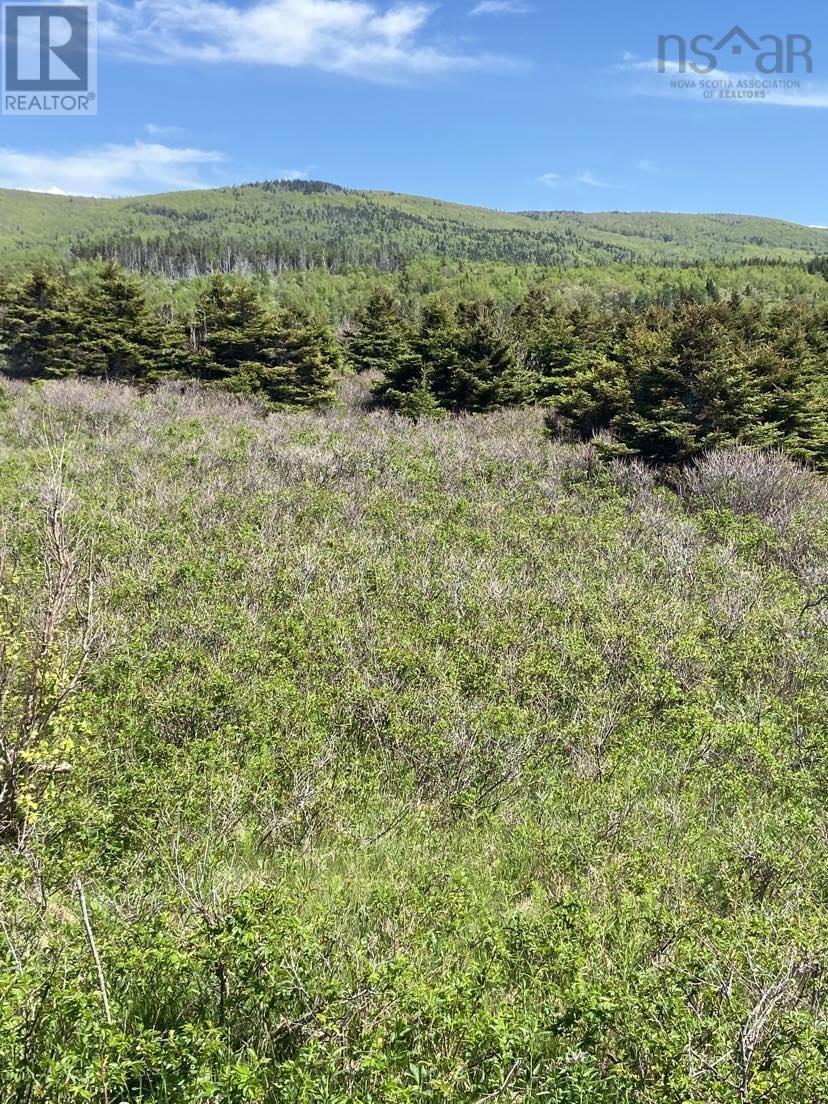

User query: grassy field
[1,375,828,1101]
[1,181,828,271]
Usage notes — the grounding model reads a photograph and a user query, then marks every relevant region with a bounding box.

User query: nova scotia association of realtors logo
[657,26,813,101]
[2,3,97,115]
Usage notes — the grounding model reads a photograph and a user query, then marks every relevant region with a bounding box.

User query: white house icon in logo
[712,26,761,58]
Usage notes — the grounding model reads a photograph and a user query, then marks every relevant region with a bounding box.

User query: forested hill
[0,178,826,274]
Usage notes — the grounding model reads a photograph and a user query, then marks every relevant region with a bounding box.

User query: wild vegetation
[2,180,828,273]
[3,260,827,467]
[357,288,828,466]
[0,264,340,407]
[2,182,828,1100]
[1,374,827,1101]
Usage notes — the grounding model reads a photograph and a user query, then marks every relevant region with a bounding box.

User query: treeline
[0,264,340,407]
[68,235,409,277]
[349,288,828,467]
[66,224,634,277]
[3,262,828,468]
[197,257,828,332]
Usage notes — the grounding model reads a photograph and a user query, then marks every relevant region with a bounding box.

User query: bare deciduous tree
[0,452,96,847]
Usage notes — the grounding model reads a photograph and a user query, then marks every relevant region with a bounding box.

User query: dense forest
[2,260,827,467]
[2,181,828,273]
[356,287,828,466]
[0,264,340,407]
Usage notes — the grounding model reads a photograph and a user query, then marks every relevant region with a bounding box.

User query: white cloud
[576,169,618,189]
[0,141,226,196]
[469,1,532,15]
[539,169,620,190]
[99,0,516,81]
[144,122,186,137]
[763,84,828,108]
[275,168,311,180]
[636,158,659,173]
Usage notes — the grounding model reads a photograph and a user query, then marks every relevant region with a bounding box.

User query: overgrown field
[1,376,828,1102]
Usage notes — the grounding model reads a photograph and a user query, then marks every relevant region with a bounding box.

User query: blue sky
[1,0,827,222]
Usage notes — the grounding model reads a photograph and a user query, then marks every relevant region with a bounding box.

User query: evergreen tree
[0,269,82,379]
[546,351,631,441]
[192,276,274,385]
[520,298,589,399]
[616,304,770,464]
[346,288,413,378]
[612,313,697,464]
[437,303,527,412]
[374,298,459,410]
[271,306,339,408]
[748,314,828,466]
[74,262,180,381]
[0,276,10,372]
[190,276,337,407]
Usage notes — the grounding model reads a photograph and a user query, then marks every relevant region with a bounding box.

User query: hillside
[2,375,828,1100]
[1,180,827,273]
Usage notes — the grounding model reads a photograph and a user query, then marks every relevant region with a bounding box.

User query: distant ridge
[0,179,826,274]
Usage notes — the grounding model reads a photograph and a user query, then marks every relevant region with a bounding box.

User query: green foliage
[373,299,533,415]
[2,382,828,1101]
[0,266,340,409]
[368,289,828,466]
[2,381,828,1099]
[73,262,181,380]
[516,292,628,437]
[346,287,414,378]
[2,182,828,274]
[535,297,828,467]
[0,267,85,379]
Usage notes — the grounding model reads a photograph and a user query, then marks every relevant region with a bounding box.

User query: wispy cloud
[100,0,518,81]
[576,170,619,189]
[144,122,186,137]
[275,168,312,181]
[539,169,620,190]
[0,141,226,196]
[636,158,659,173]
[469,1,532,16]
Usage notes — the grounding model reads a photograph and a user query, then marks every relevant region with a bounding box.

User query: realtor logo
[3,3,97,115]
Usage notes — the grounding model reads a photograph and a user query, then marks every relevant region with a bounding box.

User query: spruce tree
[613,313,697,464]
[438,303,526,412]
[191,277,337,407]
[0,269,83,379]
[547,351,631,441]
[617,304,765,464]
[749,313,828,467]
[74,262,179,381]
[193,276,273,386]
[374,298,459,411]
[524,309,583,397]
[346,288,413,378]
[271,306,339,408]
